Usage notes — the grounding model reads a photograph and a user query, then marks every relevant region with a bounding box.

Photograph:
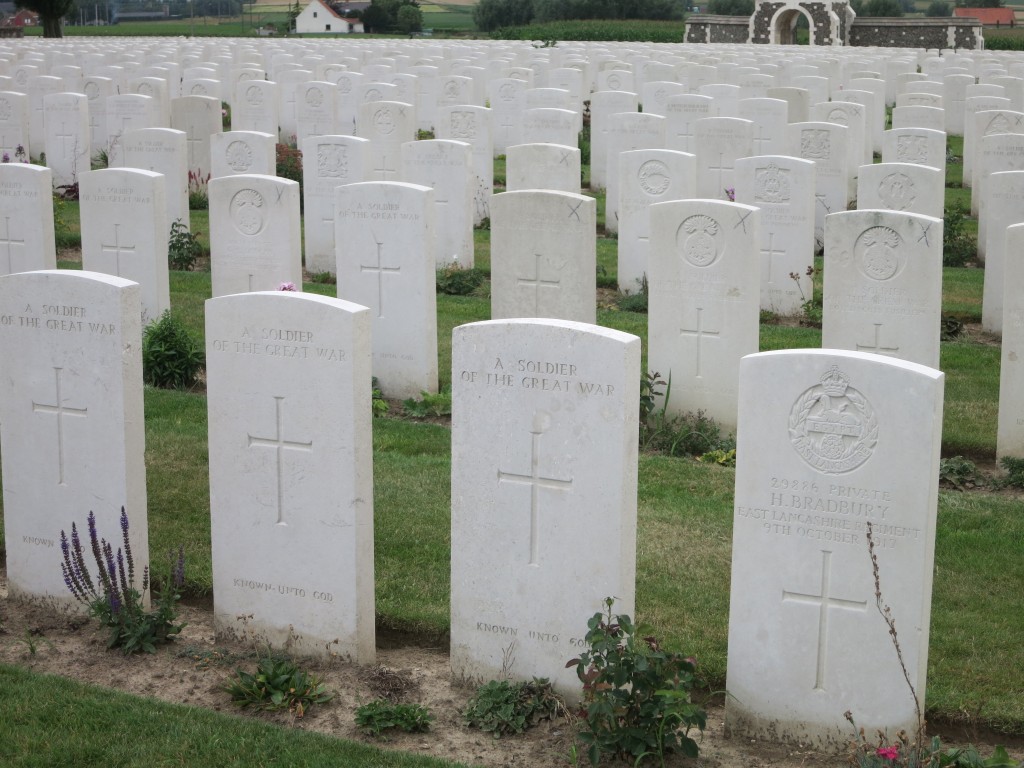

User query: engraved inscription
[789,366,877,474]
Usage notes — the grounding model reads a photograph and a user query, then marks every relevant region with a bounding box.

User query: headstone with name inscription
[881,127,947,171]
[0,270,148,605]
[694,116,753,200]
[207,291,374,662]
[0,163,56,274]
[401,139,474,269]
[734,156,816,316]
[489,78,528,155]
[589,90,639,189]
[788,121,850,247]
[209,174,302,297]
[295,81,337,145]
[491,189,596,324]
[823,209,943,369]
[0,91,31,161]
[232,80,280,140]
[648,199,761,431]
[436,105,494,226]
[170,94,223,183]
[969,109,1024,192]
[891,105,945,133]
[82,77,114,155]
[522,107,579,149]
[738,97,790,158]
[604,112,666,235]
[43,93,89,190]
[450,317,640,699]
[301,134,369,276]
[106,94,158,166]
[116,127,189,234]
[665,94,712,155]
[79,168,169,325]
[357,101,416,182]
[975,134,1024,248]
[981,171,1024,335]
[335,181,437,400]
[726,347,943,751]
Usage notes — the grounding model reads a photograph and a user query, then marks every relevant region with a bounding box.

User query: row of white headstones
[1,37,1023,752]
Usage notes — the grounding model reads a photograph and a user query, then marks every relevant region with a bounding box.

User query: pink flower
[278,282,297,291]
[876,745,899,761]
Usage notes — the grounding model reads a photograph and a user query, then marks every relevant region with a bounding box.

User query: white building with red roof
[295,0,364,34]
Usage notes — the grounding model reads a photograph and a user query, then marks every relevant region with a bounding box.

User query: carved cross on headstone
[100,223,136,275]
[497,411,573,566]
[760,232,786,284]
[360,232,402,318]
[517,253,561,315]
[679,306,720,378]
[0,216,26,274]
[32,366,88,486]
[372,153,398,180]
[710,152,734,198]
[856,323,899,356]
[782,550,867,691]
[247,395,313,526]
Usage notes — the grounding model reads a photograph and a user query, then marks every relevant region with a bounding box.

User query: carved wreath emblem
[679,215,720,268]
[230,188,265,236]
[789,366,878,474]
[373,105,396,135]
[337,76,353,94]
[305,87,324,108]
[895,135,927,165]
[637,160,670,196]
[754,162,791,204]
[190,83,209,96]
[317,144,348,178]
[450,110,476,139]
[856,226,904,281]
[225,140,254,172]
[245,85,263,106]
[877,173,916,212]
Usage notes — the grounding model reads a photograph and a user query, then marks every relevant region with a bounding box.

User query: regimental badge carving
[0,98,10,121]
[801,129,831,160]
[14,69,27,86]
[754,162,791,204]
[789,366,878,474]
[678,215,720,268]
[230,188,265,236]
[305,87,324,107]
[245,85,263,106]
[239,71,254,81]
[364,88,383,102]
[985,113,1012,136]
[337,76,353,94]
[856,226,904,281]
[877,173,916,211]
[498,82,517,102]
[450,110,476,139]
[827,108,849,126]
[137,82,153,96]
[317,143,348,178]
[443,80,460,99]
[373,105,395,135]
[85,82,99,100]
[655,87,666,101]
[896,135,927,165]
[607,74,622,90]
[225,140,253,172]
[637,160,670,196]
[191,83,208,96]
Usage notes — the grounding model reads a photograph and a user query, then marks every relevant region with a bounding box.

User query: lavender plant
[60,508,187,655]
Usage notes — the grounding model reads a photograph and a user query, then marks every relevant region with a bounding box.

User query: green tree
[851,0,903,15]
[706,0,754,14]
[15,0,74,36]
[396,2,422,32]
[473,0,534,31]
[289,0,300,30]
[925,0,951,15]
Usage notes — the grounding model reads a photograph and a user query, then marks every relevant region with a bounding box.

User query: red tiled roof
[953,7,1015,24]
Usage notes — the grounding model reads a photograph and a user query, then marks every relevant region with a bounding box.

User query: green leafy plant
[790,265,822,326]
[941,315,965,342]
[697,448,736,467]
[943,201,976,268]
[463,678,563,737]
[939,456,980,491]
[60,507,187,655]
[143,311,204,390]
[225,654,333,717]
[639,370,666,427]
[354,700,433,736]
[187,170,210,210]
[52,192,80,249]
[436,264,486,296]
[309,271,337,285]
[569,598,705,766]
[167,219,203,271]
[371,377,389,418]
[997,456,1024,489]
[402,390,452,418]
[617,274,649,313]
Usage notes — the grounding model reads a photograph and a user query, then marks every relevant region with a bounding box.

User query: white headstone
[335,181,438,400]
[490,190,596,324]
[981,171,1024,335]
[857,163,943,220]
[207,291,375,661]
[450,318,640,699]
[0,270,148,605]
[823,209,943,369]
[209,174,302,297]
[436,105,494,226]
[505,143,580,194]
[79,168,170,325]
[0,163,56,274]
[881,127,946,171]
[43,92,90,190]
[694,116,754,200]
[116,127,189,234]
[788,121,851,247]
[401,139,474,269]
[210,130,276,179]
[726,348,943,750]
[301,134,369,276]
[648,199,761,431]
[358,100,416,182]
[0,91,31,161]
[232,80,280,140]
[997,222,1024,459]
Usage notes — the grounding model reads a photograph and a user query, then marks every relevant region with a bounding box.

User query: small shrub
[643,398,735,458]
[355,700,433,736]
[225,655,333,717]
[639,370,666,427]
[142,311,204,390]
[998,456,1024,489]
[569,598,705,766]
[941,315,965,342]
[276,143,303,185]
[790,265,822,326]
[60,507,186,655]
[402,390,451,418]
[372,378,389,418]
[943,201,976,268]
[167,219,203,271]
[939,456,980,491]
[617,274,649,313]
[697,448,737,467]
[309,271,337,285]
[463,678,563,737]
[436,264,485,295]
[188,170,210,210]
[52,193,80,250]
